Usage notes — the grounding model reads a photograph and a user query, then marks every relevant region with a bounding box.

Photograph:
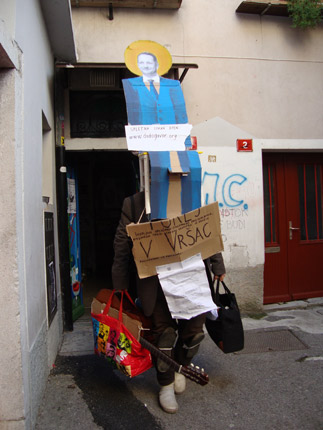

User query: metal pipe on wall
[55,67,73,331]
[56,145,73,331]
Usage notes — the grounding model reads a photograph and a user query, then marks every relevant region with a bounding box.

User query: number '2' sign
[236,139,253,152]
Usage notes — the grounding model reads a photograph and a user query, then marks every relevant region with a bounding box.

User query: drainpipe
[56,144,73,331]
[55,68,73,331]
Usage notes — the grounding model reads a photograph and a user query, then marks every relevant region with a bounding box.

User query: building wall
[0,66,25,430]
[0,0,16,35]
[0,1,63,428]
[69,1,323,310]
[193,117,264,311]
[194,117,323,310]
[70,0,323,139]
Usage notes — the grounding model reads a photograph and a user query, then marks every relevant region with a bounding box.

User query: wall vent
[90,70,117,88]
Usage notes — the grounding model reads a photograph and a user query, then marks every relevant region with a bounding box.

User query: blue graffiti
[203,173,219,205]
[202,172,248,208]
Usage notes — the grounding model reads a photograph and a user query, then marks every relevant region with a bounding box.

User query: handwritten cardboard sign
[125,124,192,151]
[126,202,223,279]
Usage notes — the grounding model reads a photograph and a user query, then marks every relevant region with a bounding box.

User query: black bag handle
[215,278,234,304]
[215,278,231,294]
[204,259,216,304]
[204,259,234,305]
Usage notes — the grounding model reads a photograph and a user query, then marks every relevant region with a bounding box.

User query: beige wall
[0,68,25,429]
[71,0,323,139]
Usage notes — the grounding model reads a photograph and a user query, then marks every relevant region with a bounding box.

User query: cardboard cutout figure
[123,40,191,147]
[123,40,201,219]
[149,150,201,219]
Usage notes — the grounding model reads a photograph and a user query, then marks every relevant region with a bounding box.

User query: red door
[263,153,323,304]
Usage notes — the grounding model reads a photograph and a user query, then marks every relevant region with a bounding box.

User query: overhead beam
[56,62,198,82]
[71,0,182,9]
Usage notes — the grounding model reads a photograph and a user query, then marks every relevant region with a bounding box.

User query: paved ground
[36,299,323,430]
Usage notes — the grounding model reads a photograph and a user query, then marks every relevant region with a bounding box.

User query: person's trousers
[151,285,206,386]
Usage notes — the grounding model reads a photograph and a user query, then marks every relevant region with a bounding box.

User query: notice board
[126,202,223,278]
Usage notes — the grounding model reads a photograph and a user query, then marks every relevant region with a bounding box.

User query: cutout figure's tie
[149,80,159,99]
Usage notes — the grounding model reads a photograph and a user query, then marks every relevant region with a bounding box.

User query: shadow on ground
[39,354,162,430]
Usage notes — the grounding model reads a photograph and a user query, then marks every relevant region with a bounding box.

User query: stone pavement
[35,299,323,430]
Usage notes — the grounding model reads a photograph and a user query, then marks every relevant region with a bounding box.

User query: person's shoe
[159,383,178,414]
[174,372,186,394]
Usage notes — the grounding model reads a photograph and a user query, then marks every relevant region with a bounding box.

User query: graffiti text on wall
[203,172,249,237]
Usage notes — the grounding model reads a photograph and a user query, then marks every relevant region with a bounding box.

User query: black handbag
[205,278,244,353]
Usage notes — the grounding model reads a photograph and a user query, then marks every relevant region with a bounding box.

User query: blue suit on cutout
[122,77,188,126]
[122,76,200,218]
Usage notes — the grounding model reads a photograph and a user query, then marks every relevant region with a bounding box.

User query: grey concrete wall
[226,265,264,313]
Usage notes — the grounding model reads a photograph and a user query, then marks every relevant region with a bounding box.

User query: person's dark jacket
[112,192,225,317]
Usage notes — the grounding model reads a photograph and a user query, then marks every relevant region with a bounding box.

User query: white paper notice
[156,253,217,320]
[67,178,76,214]
[125,124,192,151]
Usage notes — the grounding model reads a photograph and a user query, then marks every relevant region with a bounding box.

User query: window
[298,163,323,241]
[69,90,128,138]
[263,162,278,245]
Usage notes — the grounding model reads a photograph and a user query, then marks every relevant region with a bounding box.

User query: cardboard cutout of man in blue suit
[122,52,189,127]
[122,48,200,218]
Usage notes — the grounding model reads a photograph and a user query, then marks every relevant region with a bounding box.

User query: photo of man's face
[137,53,158,78]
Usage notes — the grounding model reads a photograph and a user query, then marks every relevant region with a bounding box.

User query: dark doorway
[65,150,139,307]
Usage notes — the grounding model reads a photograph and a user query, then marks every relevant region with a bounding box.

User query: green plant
[287,0,322,28]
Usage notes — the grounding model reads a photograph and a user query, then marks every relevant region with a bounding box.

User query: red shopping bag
[91,290,153,378]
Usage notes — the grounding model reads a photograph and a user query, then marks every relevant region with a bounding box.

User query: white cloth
[142,74,160,84]
[156,253,216,320]
[205,308,219,321]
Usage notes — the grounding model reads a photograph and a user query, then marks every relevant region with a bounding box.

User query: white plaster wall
[0,1,66,428]
[0,0,16,36]
[0,67,25,429]
[192,117,264,310]
[16,3,61,428]
[70,0,323,139]
[0,2,26,425]
[193,119,262,261]
[260,138,323,152]
[15,0,54,350]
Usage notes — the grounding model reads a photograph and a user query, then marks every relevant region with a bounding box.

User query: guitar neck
[139,337,181,373]
[139,336,209,386]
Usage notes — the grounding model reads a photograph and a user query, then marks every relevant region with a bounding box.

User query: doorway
[65,150,139,310]
[263,153,323,304]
